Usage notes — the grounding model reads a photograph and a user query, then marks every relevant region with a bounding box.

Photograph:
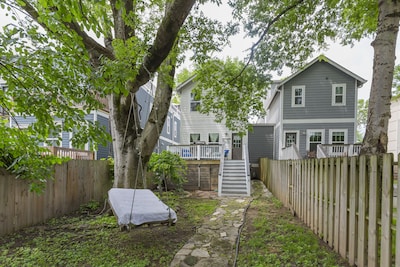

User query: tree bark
[361,0,400,155]
[110,1,192,188]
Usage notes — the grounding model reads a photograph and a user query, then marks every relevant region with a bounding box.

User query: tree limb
[129,0,196,91]
[228,0,305,84]
[19,0,115,61]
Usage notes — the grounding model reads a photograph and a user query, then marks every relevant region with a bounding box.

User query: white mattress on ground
[108,188,177,226]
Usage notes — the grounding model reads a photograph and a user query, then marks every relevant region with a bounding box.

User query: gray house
[259,55,366,160]
[4,82,180,160]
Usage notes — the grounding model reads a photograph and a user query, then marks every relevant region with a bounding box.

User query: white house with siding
[176,76,247,160]
[388,99,400,162]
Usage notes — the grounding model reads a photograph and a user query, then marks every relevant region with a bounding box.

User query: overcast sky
[198,1,400,100]
[1,2,399,100]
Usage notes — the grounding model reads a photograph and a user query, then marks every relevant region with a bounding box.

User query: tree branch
[228,0,305,84]
[130,0,196,90]
[20,0,115,61]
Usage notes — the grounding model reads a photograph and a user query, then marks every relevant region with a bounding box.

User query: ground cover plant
[236,181,350,267]
[0,192,218,267]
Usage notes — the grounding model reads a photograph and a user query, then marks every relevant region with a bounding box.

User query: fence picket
[348,156,358,265]
[318,159,324,238]
[256,153,399,266]
[368,155,379,267]
[358,155,368,267]
[310,160,315,230]
[0,160,110,237]
[323,158,329,243]
[328,157,335,247]
[334,157,341,253]
[339,157,348,258]
[380,154,393,267]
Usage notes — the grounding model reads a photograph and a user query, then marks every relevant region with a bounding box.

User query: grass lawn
[0,183,351,267]
[236,181,350,267]
[0,192,218,267]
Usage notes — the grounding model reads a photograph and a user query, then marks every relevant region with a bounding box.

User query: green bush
[147,151,187,192]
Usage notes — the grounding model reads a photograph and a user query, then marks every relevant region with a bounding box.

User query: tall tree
[0,0,227,188]
[229,0,399,155]
[361,0,400,154]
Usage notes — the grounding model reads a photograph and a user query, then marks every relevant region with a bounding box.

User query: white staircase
[220,160,249,196]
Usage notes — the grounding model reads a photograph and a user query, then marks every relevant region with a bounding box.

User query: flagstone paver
[170,194,253,267]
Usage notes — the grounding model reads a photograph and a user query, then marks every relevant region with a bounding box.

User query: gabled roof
[277,55,367,88]
[265,55,367,109]
[175,75,196,94]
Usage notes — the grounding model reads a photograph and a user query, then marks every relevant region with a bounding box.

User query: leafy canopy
[228,0,378,73]
[193,57,270,134]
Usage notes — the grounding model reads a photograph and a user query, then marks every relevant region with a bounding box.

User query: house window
[329,129,348,144]
[307,130,324,153]
[44,122,62,147]
[167,116,171,134]
[190,91,201,111]
[208,133,219,144]
[233,134,242,148]
[291,86,305,107]
[332,84,346,106]
[284,132,298,147]
[190,133,200,144]
[173,120,177,138]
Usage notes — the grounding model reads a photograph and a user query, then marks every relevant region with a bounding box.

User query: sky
[1,2,399,101]
[197,1,400,101]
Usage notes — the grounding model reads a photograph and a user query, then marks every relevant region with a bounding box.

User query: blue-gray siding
[11,85,180,159]
[96,113,112,160]
[248,125,274,163]
[282,122,355,158]
[282,61,356,120]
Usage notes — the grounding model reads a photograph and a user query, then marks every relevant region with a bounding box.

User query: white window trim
[291,85,305,107]
[329,129,348,144]
[283,130,300,149]
[190,90,201,112]
[306,129,325,151]
[332,83,346,106]
[173,120,177,138]
[167,116,171,134]
[44,121,63,147]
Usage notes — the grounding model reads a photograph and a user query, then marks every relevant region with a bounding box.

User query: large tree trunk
[361,0,400,155]
[110,59,176,188]
[108,0,194,188]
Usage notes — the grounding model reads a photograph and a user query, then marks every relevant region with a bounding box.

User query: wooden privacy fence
[260,154,399,267]
[0,160,110,237]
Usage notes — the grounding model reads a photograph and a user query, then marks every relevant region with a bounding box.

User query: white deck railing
[44,146,94,160]
[167,144,223,160]
[281,145,302,160]
[243,143,251,196]
[317,144,362,158]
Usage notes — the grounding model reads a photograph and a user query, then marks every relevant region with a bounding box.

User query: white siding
[180,82,234,144]
[388,99,400,161]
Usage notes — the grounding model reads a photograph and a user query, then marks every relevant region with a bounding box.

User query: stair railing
[217,146,225,197]
[243,143,251,196]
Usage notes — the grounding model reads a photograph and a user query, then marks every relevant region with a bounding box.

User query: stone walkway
[169,192,253,267]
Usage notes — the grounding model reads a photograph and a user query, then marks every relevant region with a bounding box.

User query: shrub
[147,151,187,192]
